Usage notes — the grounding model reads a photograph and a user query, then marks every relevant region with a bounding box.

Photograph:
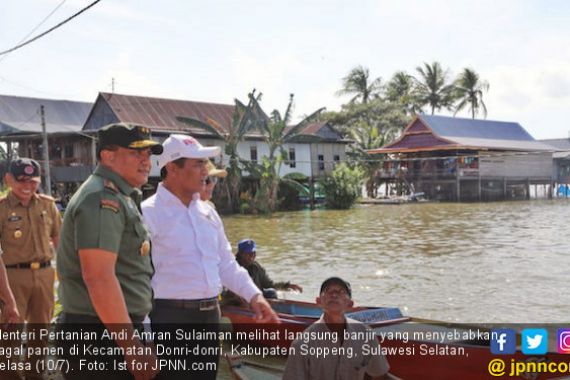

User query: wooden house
[368,115,555,201]
[83,92,348,178]
[0,94,93,191]
[539,137,570,195]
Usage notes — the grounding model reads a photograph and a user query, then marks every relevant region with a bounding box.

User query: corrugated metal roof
[372,115,553,153]
[0,94,92,136]
[419,114,535,141]
[540,138,570,150]
[99,92,236,135]
[539,138,570,158]
[299,122,328,136]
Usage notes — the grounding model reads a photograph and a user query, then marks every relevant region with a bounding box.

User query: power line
[0,0,103,56]
[0,0,67,64]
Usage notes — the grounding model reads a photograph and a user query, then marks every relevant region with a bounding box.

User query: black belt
[5,261,51,270]
[59,312,146,324]
[155,297,219,311]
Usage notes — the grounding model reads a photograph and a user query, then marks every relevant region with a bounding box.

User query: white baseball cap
[156,134,221,169]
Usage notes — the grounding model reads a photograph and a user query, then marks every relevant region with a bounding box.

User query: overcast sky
[1,0,569,139]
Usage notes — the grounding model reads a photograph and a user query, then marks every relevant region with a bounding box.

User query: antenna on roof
[111,78,115,93]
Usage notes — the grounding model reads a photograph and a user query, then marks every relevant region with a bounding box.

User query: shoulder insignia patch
[38,193,55,201]
[104,179,119,193]
[100,198,120,213]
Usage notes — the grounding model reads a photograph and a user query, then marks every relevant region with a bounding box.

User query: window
[318,154,325,171]
[333,155,340,168]
[289,147,296,168]
[250,146,258,163]
[64,145,74,158]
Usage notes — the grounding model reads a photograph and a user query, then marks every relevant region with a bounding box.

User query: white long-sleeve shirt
[141,183,260,302]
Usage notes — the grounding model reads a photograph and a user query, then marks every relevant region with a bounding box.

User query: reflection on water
[223,200,570,323]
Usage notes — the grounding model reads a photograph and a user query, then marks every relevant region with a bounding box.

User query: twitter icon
[522,328,548,354]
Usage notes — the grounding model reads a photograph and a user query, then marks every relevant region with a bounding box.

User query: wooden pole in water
[526,178,531,200]
[309,176,315,210]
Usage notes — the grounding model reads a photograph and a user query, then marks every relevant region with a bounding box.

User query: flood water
[223,200,570,323]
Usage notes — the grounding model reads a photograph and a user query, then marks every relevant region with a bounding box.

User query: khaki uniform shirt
[56,165,153,317]
[0,191,61,265]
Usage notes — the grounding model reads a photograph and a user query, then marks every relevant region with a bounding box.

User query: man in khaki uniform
[0,158,61,380]
[56,123,162,380]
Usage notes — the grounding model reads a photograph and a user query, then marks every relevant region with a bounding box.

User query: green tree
[176,90,266,213]
[349,122,394,198]
[320,163,363,209]
[385,71,422,115]
[253,94,325,213]
[336,65,383,104]
[325,99,410,198]
[453,68,490,119]
[414,61,455,114]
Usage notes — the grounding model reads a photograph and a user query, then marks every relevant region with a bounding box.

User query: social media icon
[557,329,570,354]
[522,329,548,354]
[491,329,516,354]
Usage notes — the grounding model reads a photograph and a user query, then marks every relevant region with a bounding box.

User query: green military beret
[98,123,163,155]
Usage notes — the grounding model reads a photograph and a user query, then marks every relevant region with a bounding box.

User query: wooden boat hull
[225,354,283,380]
[222,299,569,380]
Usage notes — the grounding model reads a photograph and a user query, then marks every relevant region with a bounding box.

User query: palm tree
[255,94,325,212]
[385,71,422,115]
[453,68,489,119]
[414,61,455,114]
[349,119,399,198]
[336,65,383,104]
[176,90,266,212]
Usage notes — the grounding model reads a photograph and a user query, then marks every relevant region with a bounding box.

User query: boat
[225,354,283,380]
[222,299,569,380]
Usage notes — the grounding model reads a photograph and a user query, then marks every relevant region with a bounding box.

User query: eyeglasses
[205,177,218,185]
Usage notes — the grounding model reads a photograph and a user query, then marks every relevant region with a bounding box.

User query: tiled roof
[0,94,92,136]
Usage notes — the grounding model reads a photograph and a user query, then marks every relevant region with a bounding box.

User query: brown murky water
[223,200,570,323]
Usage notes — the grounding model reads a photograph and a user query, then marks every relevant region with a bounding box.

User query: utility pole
[40,105,52,196]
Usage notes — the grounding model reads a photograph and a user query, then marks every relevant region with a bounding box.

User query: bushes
[320,163,363,209]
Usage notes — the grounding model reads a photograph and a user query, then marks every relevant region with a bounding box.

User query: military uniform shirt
[56,165,153,317]
[0,192,61,265]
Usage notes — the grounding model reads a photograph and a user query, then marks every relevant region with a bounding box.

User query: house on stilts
[368,115,555,201]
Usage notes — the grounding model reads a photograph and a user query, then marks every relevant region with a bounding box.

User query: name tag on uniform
[8,215,21,222]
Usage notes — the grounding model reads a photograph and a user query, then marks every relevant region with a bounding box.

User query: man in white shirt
[141,134,279,380]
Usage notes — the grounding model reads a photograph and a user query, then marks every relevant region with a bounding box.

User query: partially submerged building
[539,137,570,196]
[1,92,348,202]
[83,92,348,178]
[369,115,555,201]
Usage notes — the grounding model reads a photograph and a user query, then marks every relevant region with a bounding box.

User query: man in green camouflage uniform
[56,123,162,380]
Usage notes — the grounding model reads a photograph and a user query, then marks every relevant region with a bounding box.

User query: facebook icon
[491,329,517,354]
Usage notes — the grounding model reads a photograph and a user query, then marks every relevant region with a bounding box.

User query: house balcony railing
[378,168,480,180]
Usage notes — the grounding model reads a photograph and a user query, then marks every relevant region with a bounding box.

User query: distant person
[236,238,303,299]
[0,158,61,380]
[283,277,395,380]
[200,160,227,207]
